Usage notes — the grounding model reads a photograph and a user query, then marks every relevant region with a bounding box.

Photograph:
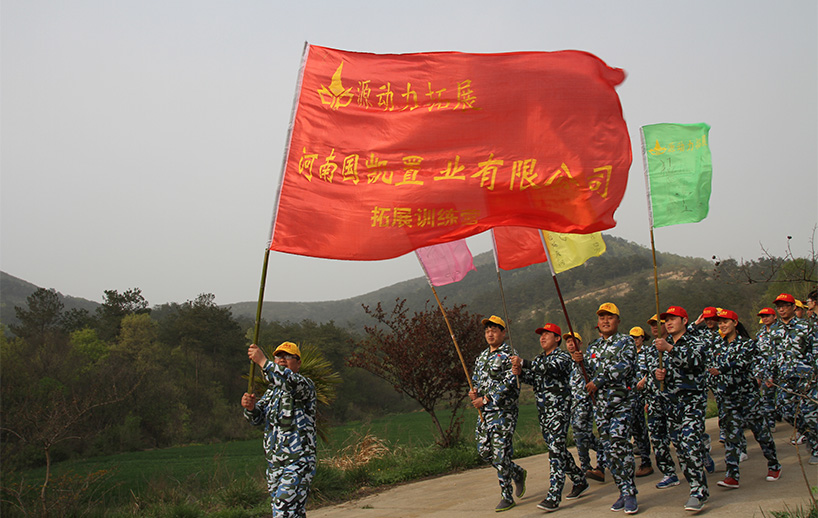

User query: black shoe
[537,498,559,512]
[495,498,515,512]
[586,467,605,482]
[566,479,589,500]
[514,469,527,498]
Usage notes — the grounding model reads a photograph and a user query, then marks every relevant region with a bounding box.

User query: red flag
[492,227,547,271]
[270,45,631,260]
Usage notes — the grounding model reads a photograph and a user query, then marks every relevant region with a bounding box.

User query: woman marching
[708,309,782,489]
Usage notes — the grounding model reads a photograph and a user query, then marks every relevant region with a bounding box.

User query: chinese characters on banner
[269,45,632,260]
[641,123,712,228]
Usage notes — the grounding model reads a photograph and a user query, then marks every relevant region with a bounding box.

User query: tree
[95,288,150,341]
[348,298,485,447]
[9,288,65,346]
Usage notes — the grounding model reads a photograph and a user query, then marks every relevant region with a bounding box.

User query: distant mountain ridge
[5,235,765,359]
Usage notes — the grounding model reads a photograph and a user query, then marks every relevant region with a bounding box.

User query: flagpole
[539,231,591,386]
[248,248,271,393]
[415,253,484,423]
[641,127,665,389]
[490,230,521,390]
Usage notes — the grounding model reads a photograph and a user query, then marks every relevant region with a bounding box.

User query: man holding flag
[469,315,526,512]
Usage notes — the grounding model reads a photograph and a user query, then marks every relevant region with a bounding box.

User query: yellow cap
[629,326,645,337]
[647,314,665,324]
[562,331,582,342]
[481,315,506,329]
[796,299,806,308]
[273,341,301,358]
[596,302,620,316]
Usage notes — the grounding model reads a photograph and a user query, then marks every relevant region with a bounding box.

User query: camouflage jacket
[707,334,766,395]
[655,331,708,396]
[244,361,317,462]
[472,342,520,414]
[585,332,637,400]
[519,348,573,415]
[769,316,817,380]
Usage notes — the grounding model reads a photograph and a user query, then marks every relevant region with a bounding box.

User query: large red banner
[269,45,631,260]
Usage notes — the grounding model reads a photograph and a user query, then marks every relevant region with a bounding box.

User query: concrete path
[312,418,816,517]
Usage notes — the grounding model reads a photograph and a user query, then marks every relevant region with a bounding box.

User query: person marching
[242,342,317,518]
[756,307,779,431]
[511,323,589,512]
[643,314,680,489]
[565,331,603,482]
[708,309,781,489]
[576,303,639,514]
[469,315,527,512]
[653,306,710,513]
[768,293,818,465]
[629,326,654,478]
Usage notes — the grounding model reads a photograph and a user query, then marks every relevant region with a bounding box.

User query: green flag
[641,123,712,228]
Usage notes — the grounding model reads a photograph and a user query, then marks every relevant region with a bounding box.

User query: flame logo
[317,63,354,110]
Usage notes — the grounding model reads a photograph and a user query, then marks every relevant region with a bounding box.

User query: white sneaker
[791,434,805,445]
[739,452,748,463]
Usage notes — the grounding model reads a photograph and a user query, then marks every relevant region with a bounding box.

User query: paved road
[312,418,816,517]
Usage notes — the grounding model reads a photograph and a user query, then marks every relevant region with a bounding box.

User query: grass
[0,395,723,517]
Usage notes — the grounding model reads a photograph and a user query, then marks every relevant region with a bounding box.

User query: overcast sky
[2,1,816,306]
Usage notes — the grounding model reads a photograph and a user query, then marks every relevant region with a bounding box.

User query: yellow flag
[541,231,606,274]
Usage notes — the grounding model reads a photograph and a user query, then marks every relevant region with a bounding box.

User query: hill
[0,271,99,327]
[2,235,777,359]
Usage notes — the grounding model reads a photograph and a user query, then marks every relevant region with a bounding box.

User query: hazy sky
[2,1,816,306]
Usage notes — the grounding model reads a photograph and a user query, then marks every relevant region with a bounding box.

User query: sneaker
[635,464,654,477]
[514,469,527,498]
[537,498,559,512]
[810,455,818,465]
[495,498,515,512]
[656,474,680,489]
[717,477,740,489]
[611,494,626,512]
[704,453,715,473]
[791,434,805,445]
[684,496,706,512]
[624,495,638,514]
[766,468,781,481]
[566,479,589,500]
[586,467,605,482]
[739,451,748,463]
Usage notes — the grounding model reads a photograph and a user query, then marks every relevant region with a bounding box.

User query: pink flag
[415,240,476,286]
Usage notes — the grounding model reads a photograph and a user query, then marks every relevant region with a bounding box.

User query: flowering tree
[348,298,485,447]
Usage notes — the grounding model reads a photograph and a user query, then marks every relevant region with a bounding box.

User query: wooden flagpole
[415,254,484,423]
[489,229,520,389]
[539,231,591,386]
[641,127,665,389]
[247,248,271,393]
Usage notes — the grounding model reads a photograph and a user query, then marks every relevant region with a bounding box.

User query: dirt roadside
[311,417,817,517]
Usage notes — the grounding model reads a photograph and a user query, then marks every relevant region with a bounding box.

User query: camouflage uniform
[690,324,731,454]
[769,316,818,456]
[245,360,317,518]
[585,333,638,498]
[708,333,780,480]
[641,343,677,479]
[656,331,709,502]
[631,346,652,466]
[756,325,779,429]
[569,360,601,472]
[472,342,525,502]
[519,348,587,504]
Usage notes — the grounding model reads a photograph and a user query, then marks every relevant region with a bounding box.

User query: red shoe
[766,469,781,481]
[717,477,739,489]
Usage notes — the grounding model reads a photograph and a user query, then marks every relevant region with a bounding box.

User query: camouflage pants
[715,389,746,454]
[721,394,779,480]
[571,396,601,472]
[645,392,676,477]
[631,391,651,463]
[778,378,818,456]
[667,391,709,500]
[539,404,585,502]
[265,456,316,518]
[476,412,525,501]
[760,383,779,428]
[595,393,636,497]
